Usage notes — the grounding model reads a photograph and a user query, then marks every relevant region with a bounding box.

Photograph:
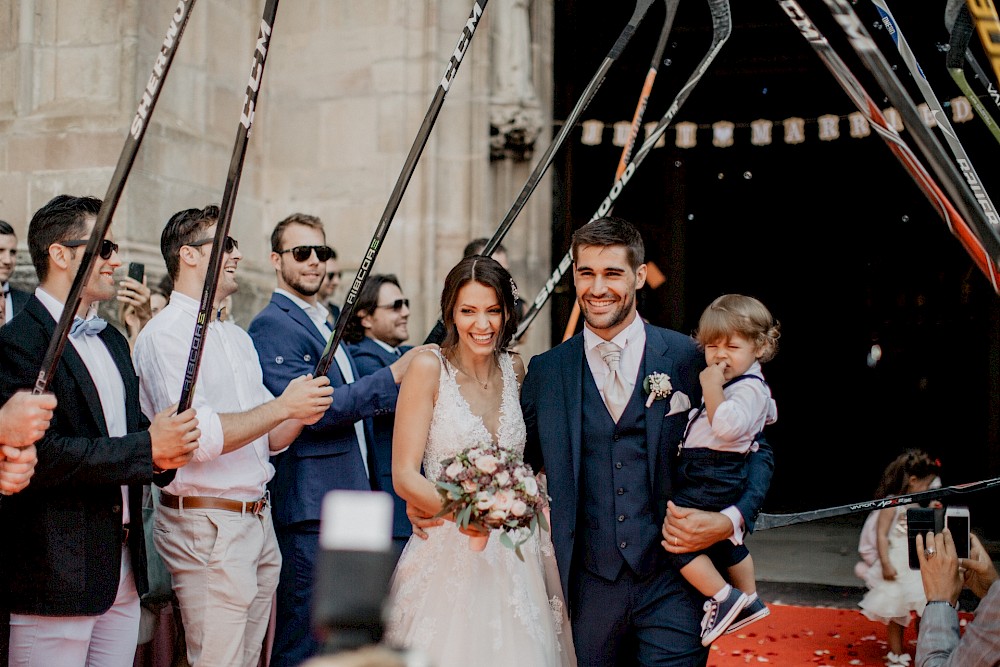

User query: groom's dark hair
[440,254,518,353]
[571,216,645,271]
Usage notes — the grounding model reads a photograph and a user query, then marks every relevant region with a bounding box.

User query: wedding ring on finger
[924,547,936,558]
[673,536,679,547]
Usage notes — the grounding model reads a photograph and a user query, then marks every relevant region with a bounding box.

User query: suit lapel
[98,325,141,431]
[26,298,108,435]
[272,293,327,348]
[644,327,670,490]
[561,335,584,489]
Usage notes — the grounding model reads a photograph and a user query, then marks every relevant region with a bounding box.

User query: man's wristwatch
[925,600,959,610]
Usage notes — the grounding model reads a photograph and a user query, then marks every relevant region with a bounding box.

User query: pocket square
[666,391,691,416]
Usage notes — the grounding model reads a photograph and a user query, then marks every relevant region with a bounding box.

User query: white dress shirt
[274,289,369,478]
[3,284,11,324]
[36,288,130,523]
[371,337,401,356]
[583,313,646,396]
[133,291,280,501]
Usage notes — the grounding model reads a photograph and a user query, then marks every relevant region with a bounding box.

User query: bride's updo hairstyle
[440,254,519,353]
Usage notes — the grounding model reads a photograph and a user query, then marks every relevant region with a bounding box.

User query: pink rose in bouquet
[434,443,549,560]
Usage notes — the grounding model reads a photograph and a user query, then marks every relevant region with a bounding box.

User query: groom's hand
[406,502,444,540]
[661,500,733,553]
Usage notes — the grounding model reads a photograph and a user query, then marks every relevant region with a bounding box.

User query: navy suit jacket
[348,336,413,541]
[0,296,152,615]
[248,293,399,528]
[521,324,774,602]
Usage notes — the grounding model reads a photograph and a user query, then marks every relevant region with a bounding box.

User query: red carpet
[708,602,974,666]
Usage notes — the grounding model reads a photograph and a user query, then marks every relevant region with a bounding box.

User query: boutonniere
[642,372,672,408]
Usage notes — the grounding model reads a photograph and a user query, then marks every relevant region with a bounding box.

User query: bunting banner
[573,97,977,149]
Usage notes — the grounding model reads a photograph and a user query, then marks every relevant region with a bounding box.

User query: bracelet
[925,600,959,610]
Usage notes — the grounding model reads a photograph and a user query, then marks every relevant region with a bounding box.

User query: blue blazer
[248,293,399,528]
[348,336,413,541]
[521,324,774,601]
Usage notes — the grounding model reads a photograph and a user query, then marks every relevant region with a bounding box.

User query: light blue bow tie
[70,315,108,338]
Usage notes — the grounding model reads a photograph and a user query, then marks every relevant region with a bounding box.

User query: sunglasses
[325,271,341,281]
[375,298,409,311]
[279,245,334,262]
[59,238,120,260]
[186,235,239,254]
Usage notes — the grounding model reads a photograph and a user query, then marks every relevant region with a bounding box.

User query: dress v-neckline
[443,353,508,448]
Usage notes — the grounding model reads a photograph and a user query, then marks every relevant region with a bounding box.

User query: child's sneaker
[724,596,770,634]
[699,587,749,646]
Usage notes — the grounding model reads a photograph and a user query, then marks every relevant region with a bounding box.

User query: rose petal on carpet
[708,602,974,666]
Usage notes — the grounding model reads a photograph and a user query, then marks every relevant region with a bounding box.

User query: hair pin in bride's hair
[509,278,519,302]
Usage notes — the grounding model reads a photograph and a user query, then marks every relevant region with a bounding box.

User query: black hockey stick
[314,0,488,376]
[870,0,1000,231]
[945,2,1000,143]
[514,0,732,342]
[32,0,197,394]
[775,1,1000,292]
[821,0,1000,281]
[178,0,278,411]
[755,476,1000,531]
[561,0,681,343]
[423,0,658,345]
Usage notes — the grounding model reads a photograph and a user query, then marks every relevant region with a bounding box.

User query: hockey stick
[821,0,1000,283]
[945,3,1000,144]
[755,476,1000,531]
[313,0,488,375]
[775,1,1000,292]
[561,0,681,343]
[514,0,732,342]
[966,0,1000,86]
[423,0,658,345]
[947,0,1000,114]
[177,0,278,411]
[32,0,197,394]
[870,0,1000,235]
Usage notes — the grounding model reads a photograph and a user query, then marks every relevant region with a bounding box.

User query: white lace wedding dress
[385,350,576,667]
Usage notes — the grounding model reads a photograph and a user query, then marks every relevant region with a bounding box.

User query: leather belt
[159,490,269,517]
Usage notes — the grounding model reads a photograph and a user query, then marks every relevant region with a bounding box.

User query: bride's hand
[457,521,490,538]
[407,502,444,540]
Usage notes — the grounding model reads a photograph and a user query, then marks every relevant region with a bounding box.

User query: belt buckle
[249,496,267,516]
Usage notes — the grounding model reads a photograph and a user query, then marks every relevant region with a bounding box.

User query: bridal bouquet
[435,444,549,561]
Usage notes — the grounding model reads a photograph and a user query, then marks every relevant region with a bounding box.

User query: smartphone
[128,262,145,283]
[945,506,971,560]
[907,506,943,570]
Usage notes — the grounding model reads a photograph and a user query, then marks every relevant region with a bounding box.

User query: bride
[385,255,575,667]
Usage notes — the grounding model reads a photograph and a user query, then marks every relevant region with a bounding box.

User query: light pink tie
[598,341,631,422]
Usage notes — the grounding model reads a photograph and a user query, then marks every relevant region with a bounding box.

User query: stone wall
[0,0,553,357]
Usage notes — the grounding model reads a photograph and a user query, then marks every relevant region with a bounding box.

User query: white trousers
[9,546,141,667]
[154,502,281,667]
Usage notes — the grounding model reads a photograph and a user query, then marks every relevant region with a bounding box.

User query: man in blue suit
[344,273,413,558]
[248,213,431,667]
[521,217,773,666]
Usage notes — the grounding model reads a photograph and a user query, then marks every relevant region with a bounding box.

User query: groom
[520,217,773,665]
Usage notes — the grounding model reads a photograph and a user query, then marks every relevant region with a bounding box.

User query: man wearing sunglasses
[343,274,414,559]
[248,213,434,667]
[133,205,334,667]
[317,253,342,325]
[0,194,202,664]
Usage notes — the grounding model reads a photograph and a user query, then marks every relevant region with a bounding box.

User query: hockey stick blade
[946,4,1000,144]
[755,476,1000,531]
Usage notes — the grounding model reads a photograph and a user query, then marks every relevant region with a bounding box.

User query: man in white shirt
[133,205,334,667]
[0,194,201,666]
[248,213,432,667]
